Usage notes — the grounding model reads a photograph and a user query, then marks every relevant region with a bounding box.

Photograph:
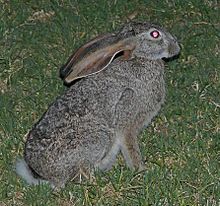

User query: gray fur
[16,22,180,188]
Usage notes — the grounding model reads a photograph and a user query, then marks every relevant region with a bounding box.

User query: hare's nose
[167,41,181,58]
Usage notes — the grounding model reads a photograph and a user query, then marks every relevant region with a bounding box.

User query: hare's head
[122,22,180,60]
[60,22,180,84]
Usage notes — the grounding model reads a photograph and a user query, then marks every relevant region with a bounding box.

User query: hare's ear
[60,34,136,84]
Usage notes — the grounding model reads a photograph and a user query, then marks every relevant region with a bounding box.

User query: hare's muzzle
[167,40,181,58]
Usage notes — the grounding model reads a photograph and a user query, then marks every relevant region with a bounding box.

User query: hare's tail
[15,158,46,185]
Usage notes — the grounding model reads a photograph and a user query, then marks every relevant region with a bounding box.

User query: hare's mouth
[162,53,180,62]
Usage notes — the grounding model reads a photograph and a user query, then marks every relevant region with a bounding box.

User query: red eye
[150,30,160,38]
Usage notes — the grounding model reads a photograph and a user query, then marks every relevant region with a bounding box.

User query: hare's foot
[120,131,144,171]
[95,138,121,171]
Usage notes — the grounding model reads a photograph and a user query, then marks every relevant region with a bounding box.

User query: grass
[0,0,219,205]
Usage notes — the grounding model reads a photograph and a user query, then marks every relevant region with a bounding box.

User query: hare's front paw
[120,132,144,171]
[138,163,146,172]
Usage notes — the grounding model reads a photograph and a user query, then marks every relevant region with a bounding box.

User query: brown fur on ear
[60,34,136,84]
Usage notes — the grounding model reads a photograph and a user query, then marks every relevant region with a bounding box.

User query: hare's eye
[150,30,160,38]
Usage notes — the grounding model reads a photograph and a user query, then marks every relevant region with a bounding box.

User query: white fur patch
[15,159,42,185]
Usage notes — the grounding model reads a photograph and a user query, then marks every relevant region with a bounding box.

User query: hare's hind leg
[95,137,121,171]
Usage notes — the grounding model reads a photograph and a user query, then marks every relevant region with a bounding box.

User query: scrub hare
[16,22,180,188]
